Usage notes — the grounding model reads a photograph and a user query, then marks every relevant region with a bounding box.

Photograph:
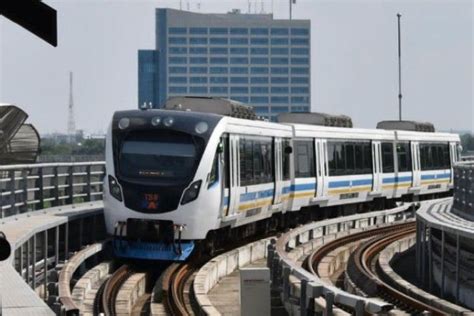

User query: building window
[271,57,289,65]
[271,67,289,74]
[251,86,269,94]
[291,47,309,55]
[251,47,268,55]
[210,27,228,34]
[190,86,207,94]
[250,96,269,103]
[230,67,248,74]
[250,77,268,83]
[291,28,309,35]
[169,86,187,93]
[271,47,288,55]
[190,27,207,34]
[291,87,309,94]
[230,28,248,35]
[271,77,289,84]
[250,57,268,64]
[291,38,309,45]
[230,77,248,84]
[291,67,309,74]
[230,57,248,64]
[291,96,309,104]
[271,28,289,35]
[291,57,309,65]
[250,67,269,74]
[169,66,187,74]
[210,37,228,45]
[210,86,228,93]
[190,47,207,54]
[169,47,187,54]
[169,37,187,44]
[230,37,248,45]
[169,76,187,83]
[169,57,187,64]
[271,86,289,94]
[169,27,187,34]
[294,140,315,178]
[271,96,289,103]
[291,77,309,84]
[210,47,228,54]
[251,28,269,35]
[250,38,269,45]
[271,38,288,45]
[190,67,207,74]
[291,106,309,112]
[210,76,228,83]
[230,47,248,54]
[210,57,228,64]
[231,86,248,94]
[232,96,249,103]
[190,57,208,64]
[254,106,270,112]
[210,67,228,74]
[190,77,207,84]
[190,37,208,45]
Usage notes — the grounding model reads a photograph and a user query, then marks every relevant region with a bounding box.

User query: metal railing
[0,161,106,218]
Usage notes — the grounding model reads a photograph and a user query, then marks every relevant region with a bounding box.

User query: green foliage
[460,133,474,153]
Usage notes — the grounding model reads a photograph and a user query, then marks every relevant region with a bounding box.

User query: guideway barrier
[268,203,417,316]
[0,161,106,315]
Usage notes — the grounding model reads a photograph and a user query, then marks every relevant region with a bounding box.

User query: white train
[104,98,460,261]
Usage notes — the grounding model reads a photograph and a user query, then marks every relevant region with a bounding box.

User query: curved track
[162,262,197,316]
[100,264,133,316]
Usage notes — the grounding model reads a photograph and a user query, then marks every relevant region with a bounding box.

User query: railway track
[308,221,446,315]
[162,262,198,315]
[96,264,133,315]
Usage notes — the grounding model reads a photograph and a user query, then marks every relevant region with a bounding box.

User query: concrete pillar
[421,222,426,285]
[456,233,460,303]
[32,234,37,289]
[55,226,59,266]
[43,230,48,299]
[428,227,433,292]
[19,244,24,279]
[441,230,445,298]
[64,222,69,261]
[26,238,31,285]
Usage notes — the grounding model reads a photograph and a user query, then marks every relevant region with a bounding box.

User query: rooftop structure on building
[138,8,311,120]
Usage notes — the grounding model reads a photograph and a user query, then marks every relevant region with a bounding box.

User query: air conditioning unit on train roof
[376,120,435,132]
[163,96,258,120]
[277,112,353,128]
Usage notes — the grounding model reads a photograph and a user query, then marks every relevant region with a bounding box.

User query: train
[103,97,461,261]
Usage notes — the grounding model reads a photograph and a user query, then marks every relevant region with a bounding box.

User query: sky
[0,0,472,135]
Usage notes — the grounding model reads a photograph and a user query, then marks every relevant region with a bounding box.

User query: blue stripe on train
[382,176,412,184]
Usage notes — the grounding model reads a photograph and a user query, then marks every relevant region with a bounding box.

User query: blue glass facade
[138,9,311,118]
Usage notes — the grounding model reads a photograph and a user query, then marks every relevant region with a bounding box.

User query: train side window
[363,142,372,173]
[335,143,345,175]
[223,136,230,189]
[354,143,363,174]
[381,142,394,173]
[327,142,336,174]
[345,143,355,173]
[240,137,253,186]
[396,142,411,172]
[239,136,274,185]
[282,138,291,180]
[294,140,315,178]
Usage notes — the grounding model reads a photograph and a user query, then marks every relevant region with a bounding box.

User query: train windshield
[119,130,204,183]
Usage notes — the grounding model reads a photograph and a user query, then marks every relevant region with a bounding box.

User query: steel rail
[102,264,132,316]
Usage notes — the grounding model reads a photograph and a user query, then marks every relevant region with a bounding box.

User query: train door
[315,139,327,197]
[273,138,283,205]
[227,134,240,216]
[411,142,421,187]
[372,141,382,192]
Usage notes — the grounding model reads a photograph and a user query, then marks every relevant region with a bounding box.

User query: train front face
[104,109,223,261]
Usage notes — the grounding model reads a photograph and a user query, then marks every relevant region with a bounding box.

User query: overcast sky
[0,0,472,134]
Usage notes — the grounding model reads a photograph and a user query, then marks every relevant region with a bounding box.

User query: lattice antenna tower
[67,71,76,137]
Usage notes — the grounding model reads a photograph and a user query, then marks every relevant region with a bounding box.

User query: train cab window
[208,151,219,188]
[294,140,315,178]
[239,136,274,185]
[396,142,411,172]
[282,138,291,181]
[381,142,394,173]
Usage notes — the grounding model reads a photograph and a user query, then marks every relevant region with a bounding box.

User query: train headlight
[118,118,130,130]
[195,121,208,134]
[181,180,202,205]
[163,117,174,127]
[151,116,161,126]
[108,175,123,201]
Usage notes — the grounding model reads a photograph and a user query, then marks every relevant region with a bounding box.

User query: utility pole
[289,0,296,20]
[397,13,403,121]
